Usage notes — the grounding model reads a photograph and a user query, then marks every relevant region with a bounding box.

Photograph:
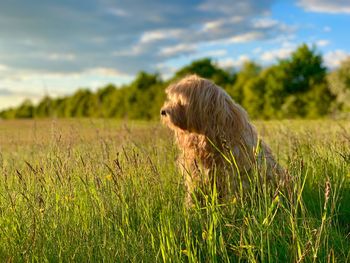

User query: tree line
[1,44,349,120]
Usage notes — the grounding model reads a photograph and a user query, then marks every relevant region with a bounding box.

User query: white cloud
[84,67,130,77]
[159,43,197,57]
[260,47,294,62]
[227,31,263,44]
[0,64,9,71]
[0,88,13,96]
[47,53,76,61]
[253,47,262,54]
[139,29,183,44]
[0,88,40,98]
[252,18,278,29]
[201,16,243,33]
[323,26,332,32]
[112,45,144,56]
[190,49,228,59]
[298,0,350,14]
[114,29,184,57]
[155,63,178,79]
[106,7,129,17]
[0,95,41,110]
[217,55,250,68]
[315,39,330,47]
[324,50,350,69]
[0,85,43,110]
[202,20,224,32]
[0,67,133,110]
[203,49,227,57]
[268,34,297,46]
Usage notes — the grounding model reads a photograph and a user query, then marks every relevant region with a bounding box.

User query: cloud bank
[0,0,282,75]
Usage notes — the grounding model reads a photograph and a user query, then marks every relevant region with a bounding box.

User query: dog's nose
[160,109,167,116]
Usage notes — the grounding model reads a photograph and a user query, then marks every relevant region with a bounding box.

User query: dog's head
[161,75,247,135]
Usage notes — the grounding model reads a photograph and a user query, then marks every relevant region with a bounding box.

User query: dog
[161,75,285,205]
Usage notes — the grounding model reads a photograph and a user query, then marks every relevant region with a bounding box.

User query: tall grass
[0,119,349,262]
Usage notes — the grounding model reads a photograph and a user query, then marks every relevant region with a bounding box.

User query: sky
[0,0,350,110]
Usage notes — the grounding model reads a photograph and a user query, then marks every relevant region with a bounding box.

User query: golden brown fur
[161,75,285,205]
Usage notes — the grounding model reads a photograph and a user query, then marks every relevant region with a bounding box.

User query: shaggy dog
[161,75,285,205]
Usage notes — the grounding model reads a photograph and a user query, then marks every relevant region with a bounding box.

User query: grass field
[0,119,349,262]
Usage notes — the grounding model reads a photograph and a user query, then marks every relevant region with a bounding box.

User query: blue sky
[0,0,349,109]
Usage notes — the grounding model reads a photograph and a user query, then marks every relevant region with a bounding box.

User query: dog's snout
[161,109,167,116]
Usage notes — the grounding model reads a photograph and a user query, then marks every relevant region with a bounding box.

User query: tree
[283,44,326,94]
[0,46,338,120]
[126,72,163,119]
[35,96,53,118]
[261,44,333,118]
[66,89,99,117]
[261,65,288,119]
[96,84,118,117]
[242,76,266,119]
[327,57,350,114]
[174,58,234,88]
[0,108,16,119]
[15,99,34,118]
[280,44,333,117]
[304,82,334,118]
[227,61,261,105]
[51,97,70,118]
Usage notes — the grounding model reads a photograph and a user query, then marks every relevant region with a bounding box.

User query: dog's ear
[186,79,248,139]
[213,88,248,138]
[162,84,189,131]
[185,83,205,133]
[170,103,188,130]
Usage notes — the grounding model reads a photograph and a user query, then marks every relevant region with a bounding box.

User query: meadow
[0,119,349,262]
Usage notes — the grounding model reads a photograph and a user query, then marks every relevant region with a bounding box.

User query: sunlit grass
[0,119,349,262]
